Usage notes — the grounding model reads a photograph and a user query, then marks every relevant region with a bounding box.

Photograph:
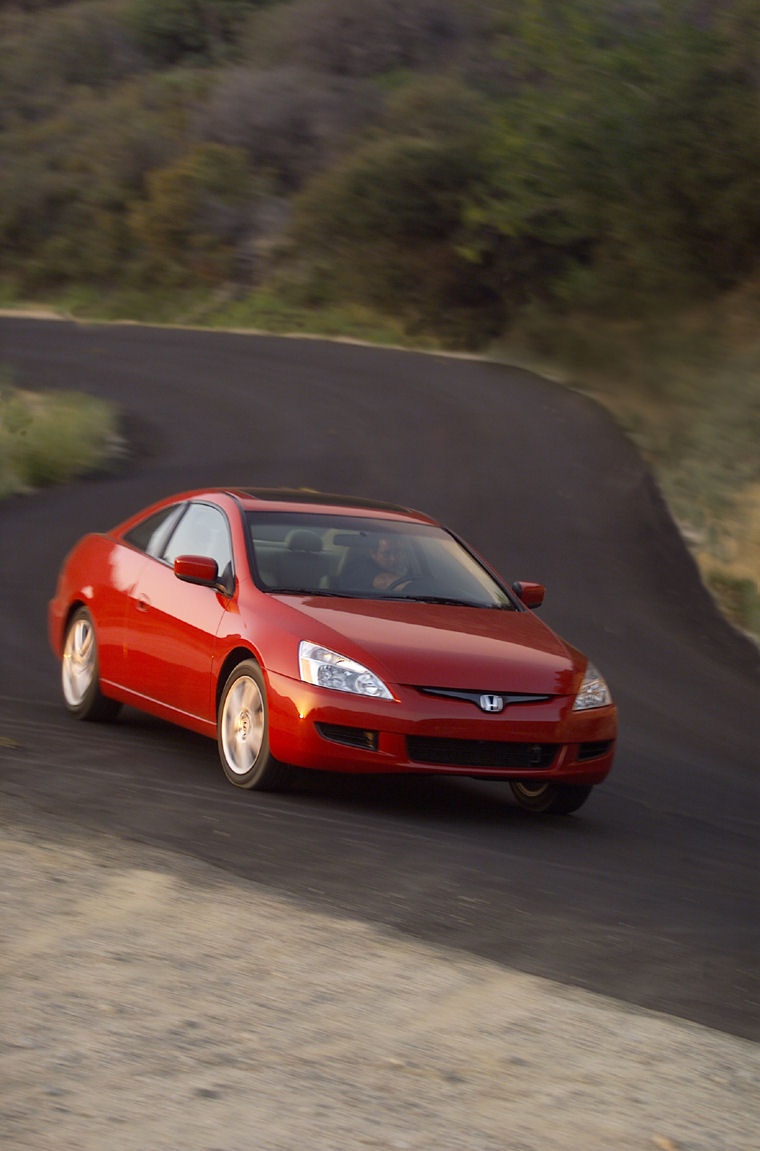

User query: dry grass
[0,378,121,497]
[496,282,760,639]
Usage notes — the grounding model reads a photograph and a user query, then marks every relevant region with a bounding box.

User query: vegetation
[3,0,757,329]
[0,375,121,496]
[497,286,760,638]
[0,0,758,633]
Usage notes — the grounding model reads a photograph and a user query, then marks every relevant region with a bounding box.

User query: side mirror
[174,554,221,589]
[512,580,545,609]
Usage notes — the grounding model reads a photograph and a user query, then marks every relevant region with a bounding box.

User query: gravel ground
[2,795,758,1151]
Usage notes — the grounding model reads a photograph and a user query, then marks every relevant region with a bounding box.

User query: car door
[123,502,235,723]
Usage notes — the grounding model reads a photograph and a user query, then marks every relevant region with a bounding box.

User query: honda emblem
[479,694,504,713]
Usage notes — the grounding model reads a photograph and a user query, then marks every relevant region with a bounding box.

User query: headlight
[572,663,612,710]
[299,641,393,700]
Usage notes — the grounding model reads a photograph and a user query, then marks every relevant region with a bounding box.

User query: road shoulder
[2,794,757,1151]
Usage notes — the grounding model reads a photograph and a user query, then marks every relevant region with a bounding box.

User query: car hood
[277,596,583,695]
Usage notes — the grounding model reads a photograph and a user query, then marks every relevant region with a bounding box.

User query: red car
[49,488,617,813]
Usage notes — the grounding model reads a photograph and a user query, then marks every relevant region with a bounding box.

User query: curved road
[1,316,758,1039]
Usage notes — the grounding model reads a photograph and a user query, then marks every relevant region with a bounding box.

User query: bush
[0,1,143,125]
[199,66,378,191]
[290,79,503,344]
[128,0,272,64]
[461,0,760,313]
[243,0,473,77]
[0,380,120,495]
[0,77,186,288]
[129,143,256,283]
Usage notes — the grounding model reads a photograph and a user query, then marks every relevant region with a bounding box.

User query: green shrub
[0,381,120,496]
[291,81,504,345]
[129,143,256,284]
[462,0,760,315]
[128,0,272,64]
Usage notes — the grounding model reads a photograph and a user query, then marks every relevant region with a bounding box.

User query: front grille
[577,740,613,762]
[417,687,552,708]
[315,723,379,752]
[406,737,557,769]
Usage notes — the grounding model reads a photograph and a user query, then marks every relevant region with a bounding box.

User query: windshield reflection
[246,512,514,610]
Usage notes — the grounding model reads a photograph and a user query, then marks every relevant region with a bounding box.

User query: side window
[161,503,234,581]
[123,504,183,557]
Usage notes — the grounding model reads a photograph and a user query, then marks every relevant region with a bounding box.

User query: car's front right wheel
[510,780,593,814]
[61,605,121,722]
[217,660,292,790]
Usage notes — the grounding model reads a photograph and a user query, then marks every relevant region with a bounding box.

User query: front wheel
[61,606,120,721]
[510,780,593,815]
[217,660,292,790]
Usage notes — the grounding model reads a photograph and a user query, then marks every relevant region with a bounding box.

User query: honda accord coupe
[49,488,617,813]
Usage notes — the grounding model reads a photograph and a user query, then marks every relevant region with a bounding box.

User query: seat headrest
[286,529,323,553]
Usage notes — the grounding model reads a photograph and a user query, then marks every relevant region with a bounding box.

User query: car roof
[111,488,435,541]
[226,488,435,523]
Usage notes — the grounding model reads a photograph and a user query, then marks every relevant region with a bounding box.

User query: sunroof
[232,487,413,513]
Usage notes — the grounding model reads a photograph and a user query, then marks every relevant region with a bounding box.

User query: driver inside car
[340,535,408,592]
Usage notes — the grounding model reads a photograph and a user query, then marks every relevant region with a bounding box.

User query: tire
[61,606,121,722]
[217,660,292,791]
[510,780,593,815]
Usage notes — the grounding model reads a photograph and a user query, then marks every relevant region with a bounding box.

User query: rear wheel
[61,606,120,721]
[217,660,292,790]
[510,780,593,815]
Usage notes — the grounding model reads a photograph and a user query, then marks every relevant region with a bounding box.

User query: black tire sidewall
[510,781,592,815]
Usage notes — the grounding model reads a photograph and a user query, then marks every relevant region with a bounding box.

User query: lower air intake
[315,723,379,752]
[577,740,613,762]
[406,737,557,769]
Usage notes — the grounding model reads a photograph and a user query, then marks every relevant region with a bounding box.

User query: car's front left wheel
[217,660,292,790]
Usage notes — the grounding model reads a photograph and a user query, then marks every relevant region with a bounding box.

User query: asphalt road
[1,315,758,1039]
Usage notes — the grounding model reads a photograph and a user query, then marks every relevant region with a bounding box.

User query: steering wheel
[386,575,423,593]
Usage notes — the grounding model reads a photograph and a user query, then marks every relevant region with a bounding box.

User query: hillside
[1,0,758,632]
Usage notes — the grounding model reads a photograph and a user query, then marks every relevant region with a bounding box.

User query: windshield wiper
[267,587,346,597]
[386,594,506,609]
[267,588,509,608]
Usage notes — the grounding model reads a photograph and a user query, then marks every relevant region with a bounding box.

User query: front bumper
[265,670,617,784]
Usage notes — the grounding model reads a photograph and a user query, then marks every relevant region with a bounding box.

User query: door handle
[136,597,150,613]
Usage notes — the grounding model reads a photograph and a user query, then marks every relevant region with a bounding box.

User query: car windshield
[246,512,514,609]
